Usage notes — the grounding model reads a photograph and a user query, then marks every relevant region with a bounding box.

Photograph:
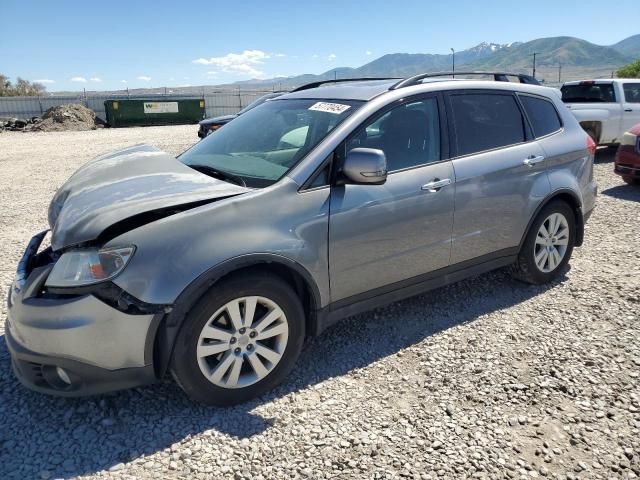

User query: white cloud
[192,49,268,77]
[206,71,218,76]
[366,50,372,56]
[120,80,128,84]
[70,76,87,83]
[312,54,319,59]
[274,53,286,58]
[90,77,101,82]
[178,84,192,88]
[34,79,55,84]
[328,53,337,61]
[183,76,190,80]
[137,76,152,81]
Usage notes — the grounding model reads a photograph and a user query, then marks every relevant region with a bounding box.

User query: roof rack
[389,71,540,90]
[292,77,402,92]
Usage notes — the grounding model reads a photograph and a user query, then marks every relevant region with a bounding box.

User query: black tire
[170,272,305,406]
[511,201,576,285]
[622,176,640,185]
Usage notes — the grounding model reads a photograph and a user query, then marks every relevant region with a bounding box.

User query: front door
[328,95,455,302]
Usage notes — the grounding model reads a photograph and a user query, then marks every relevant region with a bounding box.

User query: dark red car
[615,123,640,185]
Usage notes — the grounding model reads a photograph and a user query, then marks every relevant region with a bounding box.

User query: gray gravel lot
[0,126,638,480]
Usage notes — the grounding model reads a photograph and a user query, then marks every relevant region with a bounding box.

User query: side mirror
[342,148,387,185]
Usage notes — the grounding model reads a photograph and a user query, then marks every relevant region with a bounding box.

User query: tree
[0,74,12,96]
[0,74,47,96]
[617,60,640,79]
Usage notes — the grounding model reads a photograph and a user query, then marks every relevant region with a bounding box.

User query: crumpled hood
[49,144,249,250]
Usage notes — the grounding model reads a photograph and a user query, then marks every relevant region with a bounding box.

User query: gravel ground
[0,127,638,480]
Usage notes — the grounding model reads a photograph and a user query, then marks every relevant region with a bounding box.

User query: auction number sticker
[308,102,351,114]
[143,102,179,114]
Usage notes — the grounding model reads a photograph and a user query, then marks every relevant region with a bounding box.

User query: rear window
[519,95,562,137]
[561,84,616,103]
[450,93,526,156]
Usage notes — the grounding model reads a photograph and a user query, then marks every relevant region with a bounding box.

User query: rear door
[445,90,550,264]
[329,94,455,302]
[621,82,640,133]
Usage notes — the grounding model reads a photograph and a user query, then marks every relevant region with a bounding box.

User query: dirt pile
[32,104,99,132]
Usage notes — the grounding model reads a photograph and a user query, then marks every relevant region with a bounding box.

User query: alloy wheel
[534,212,570,273]
[196,296,289,389]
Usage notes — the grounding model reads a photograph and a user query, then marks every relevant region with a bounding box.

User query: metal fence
[0,90,274,122]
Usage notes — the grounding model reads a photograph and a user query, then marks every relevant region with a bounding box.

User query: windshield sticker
[308,102,351,114]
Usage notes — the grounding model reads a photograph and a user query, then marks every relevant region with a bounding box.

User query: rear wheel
[171,273,305,406]
[511,201,576,284]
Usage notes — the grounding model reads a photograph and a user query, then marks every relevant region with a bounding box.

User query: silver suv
[7,74,597,405]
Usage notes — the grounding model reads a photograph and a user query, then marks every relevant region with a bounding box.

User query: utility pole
[558,64,562,83]
[451,48,455,78]
[532,52,539,78]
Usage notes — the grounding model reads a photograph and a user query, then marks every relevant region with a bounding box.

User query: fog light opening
[41,365,75,390]
[56,366,72,385]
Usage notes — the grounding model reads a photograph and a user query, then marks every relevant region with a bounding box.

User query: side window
[347,97,441,171]
[623,83,640,103]
[307,163,330,188]
[450,93,525,156]
[519,95,562,137]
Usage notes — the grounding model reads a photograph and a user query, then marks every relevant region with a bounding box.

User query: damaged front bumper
[6,231,164,396]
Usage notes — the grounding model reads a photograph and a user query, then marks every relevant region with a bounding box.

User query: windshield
[561,84,616,103]
[180,98,362,188]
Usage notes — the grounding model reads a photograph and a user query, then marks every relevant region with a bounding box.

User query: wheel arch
[519,189,585,251]
[579,121,602,144]
[151,254,322,379]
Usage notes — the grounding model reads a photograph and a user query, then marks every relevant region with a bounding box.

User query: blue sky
[1,0,637,91]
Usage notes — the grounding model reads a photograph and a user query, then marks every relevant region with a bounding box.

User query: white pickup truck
[561,79,640,145]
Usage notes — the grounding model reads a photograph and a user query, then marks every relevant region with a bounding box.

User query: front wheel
[171,273,305,406]
[511,201,576,284]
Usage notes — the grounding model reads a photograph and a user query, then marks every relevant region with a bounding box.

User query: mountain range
[237,34,640,88]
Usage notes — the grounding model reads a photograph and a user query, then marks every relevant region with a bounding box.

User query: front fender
[106,178,331,308]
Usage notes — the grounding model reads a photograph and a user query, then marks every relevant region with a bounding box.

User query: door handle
[421,178,452,192]
[624,109,633,112]
[523,155,545,167]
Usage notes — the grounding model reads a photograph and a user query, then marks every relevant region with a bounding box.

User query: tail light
[586,135,596,182]
[587,135,596,157]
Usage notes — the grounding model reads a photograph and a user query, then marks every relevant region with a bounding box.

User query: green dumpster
[104,99,205,127]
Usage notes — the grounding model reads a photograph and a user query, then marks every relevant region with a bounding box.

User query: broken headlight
[45,246,135,288]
